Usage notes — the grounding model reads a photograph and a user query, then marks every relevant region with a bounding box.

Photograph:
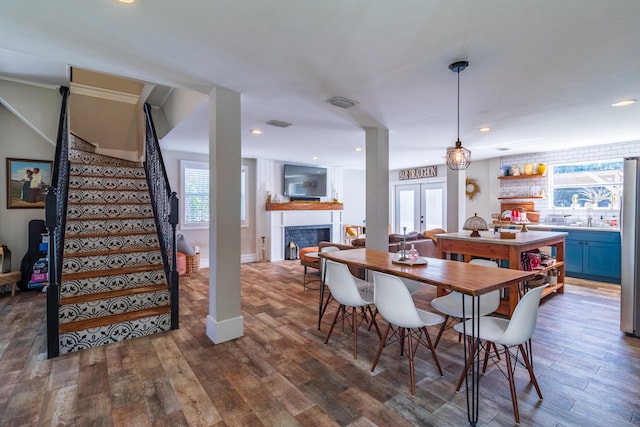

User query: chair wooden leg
[352,306,358,359]
[407,328,416,395]
[366,305,382,339]
[325,304,344,344]
[399,328,406,357]
[504,347,521,424]
[455,337,477,392]
[422,327,443,376]
[433,315,450,349]
[371,324,392,372]
[519,344,543,399]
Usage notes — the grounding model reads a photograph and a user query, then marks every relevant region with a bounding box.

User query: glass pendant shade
[446,139,471,170]
[446,60,471,171]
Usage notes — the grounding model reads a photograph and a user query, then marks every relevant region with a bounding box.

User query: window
[550,160,623,209]
[181,160,209,229]
[180,160,249,229]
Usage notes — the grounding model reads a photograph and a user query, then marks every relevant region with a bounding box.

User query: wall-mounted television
[283,164,327,198]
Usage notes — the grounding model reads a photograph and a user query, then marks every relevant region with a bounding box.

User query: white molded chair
[318,246,372,328]
[431,258,501,347]
[324,260,381,359]
[370,271,444,395]
[453,285,546,424]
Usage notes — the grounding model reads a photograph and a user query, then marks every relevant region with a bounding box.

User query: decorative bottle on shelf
[409,244,418,262]
[537,163,547,175]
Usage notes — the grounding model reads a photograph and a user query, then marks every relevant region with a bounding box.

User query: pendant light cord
[457,69,460,141]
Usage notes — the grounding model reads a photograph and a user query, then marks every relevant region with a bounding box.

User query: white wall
[342,169,366,228]
[160,149,211,267]
[0,105,56,271]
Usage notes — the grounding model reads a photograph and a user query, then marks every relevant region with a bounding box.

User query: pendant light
[446,60,471,171]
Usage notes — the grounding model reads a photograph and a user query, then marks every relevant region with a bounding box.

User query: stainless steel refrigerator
[621,157,640,337]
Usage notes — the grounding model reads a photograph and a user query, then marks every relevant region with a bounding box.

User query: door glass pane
[423,187,443,229]
[398,189,416,232]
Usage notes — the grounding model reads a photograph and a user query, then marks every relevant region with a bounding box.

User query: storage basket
[186,253,200,273]
[526,274,547,288]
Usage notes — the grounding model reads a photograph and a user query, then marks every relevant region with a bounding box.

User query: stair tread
[66,215,154,221]
[59,306,170,334]
[64,246,161,258]
[60,283,167,305]
[65,231,157,239]
[62,264,165,281]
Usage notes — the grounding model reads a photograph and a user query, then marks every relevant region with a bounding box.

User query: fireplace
[283,224,332,260]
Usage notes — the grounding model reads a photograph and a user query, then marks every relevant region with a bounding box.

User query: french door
[394,182,446,233]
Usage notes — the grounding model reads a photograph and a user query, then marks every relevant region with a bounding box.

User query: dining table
[319,247,535,427]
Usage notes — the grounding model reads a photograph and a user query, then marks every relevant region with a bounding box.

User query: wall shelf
[498,174,546,180]
[265,202,343,211]
[498,196,544,200]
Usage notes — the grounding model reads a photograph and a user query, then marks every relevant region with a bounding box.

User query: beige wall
[0,105,56,271]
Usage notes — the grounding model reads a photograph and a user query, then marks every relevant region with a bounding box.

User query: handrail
[143,103,179,330]
[46,86,71,359]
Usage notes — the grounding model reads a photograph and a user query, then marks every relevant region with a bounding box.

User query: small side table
[0,271,21,296]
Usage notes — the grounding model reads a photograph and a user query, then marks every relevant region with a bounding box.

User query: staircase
[57,137,171,354]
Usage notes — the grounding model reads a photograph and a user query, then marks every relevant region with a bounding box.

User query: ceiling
[1,1,639,171]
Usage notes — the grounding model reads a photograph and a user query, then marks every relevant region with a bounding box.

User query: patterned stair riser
[59,313,171,354]
[59,146,172,354]
[69,149,141,168]
[64,234,159,254]
[59,290,170,323]
[61,269,167,297]
[65,218,157,235]
[66,203,154,220]
[69,137,96,153]
[69,176,148,191]
[62,250,163,274]
[70,164,145,179]
[67,189,150,204]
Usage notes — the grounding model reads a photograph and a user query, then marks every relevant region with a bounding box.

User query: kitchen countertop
[493,223,620,233]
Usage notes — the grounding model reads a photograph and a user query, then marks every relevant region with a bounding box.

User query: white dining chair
[370,271,444,395]
[431,258,501,347]
[318,246,372,329]
[323,260,381,359]
[453,285,546,424]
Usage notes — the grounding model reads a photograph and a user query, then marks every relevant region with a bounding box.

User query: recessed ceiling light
[612,99,637,107]
[327,96,359,109]
[354,147,363,152]
[311,156,319,160]
[117,0,135,3]
[479,127,491,132]
[250,129,262,135]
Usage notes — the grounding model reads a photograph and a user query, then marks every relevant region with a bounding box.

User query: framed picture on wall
[6,158,53,209]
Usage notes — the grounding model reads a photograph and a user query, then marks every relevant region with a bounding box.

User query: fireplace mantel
[266,202,343,211]
[266,206,343,261]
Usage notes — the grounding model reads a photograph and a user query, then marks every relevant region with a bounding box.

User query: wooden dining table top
[319,248,536,296]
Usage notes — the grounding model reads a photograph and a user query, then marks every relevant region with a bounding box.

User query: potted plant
[578,187,611,208]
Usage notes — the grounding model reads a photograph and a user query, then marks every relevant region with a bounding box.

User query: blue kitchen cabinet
[556,229,621,283]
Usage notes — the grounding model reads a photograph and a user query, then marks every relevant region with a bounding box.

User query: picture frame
[6,158,53,209]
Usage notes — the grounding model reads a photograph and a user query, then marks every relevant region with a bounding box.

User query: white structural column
[446,168,466,232]
[365,127,390,252]
[206,87,244,343]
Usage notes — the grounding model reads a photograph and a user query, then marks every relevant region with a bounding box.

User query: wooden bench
[0,271,21,296]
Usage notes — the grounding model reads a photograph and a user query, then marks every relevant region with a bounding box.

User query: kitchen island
[435,230,567,316]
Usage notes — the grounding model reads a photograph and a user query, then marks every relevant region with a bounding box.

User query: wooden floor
[1,261,639,426]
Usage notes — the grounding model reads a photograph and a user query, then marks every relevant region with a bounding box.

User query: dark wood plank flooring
[1,261,639,426]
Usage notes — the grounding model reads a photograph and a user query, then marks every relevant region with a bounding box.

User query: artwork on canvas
[6,158,53,209]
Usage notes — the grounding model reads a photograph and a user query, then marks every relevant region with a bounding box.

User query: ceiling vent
[327,96,358,109]
[266,120,292,128]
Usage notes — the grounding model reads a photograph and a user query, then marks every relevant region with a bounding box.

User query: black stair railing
[46,86,71,359]
[143,103,179,330]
